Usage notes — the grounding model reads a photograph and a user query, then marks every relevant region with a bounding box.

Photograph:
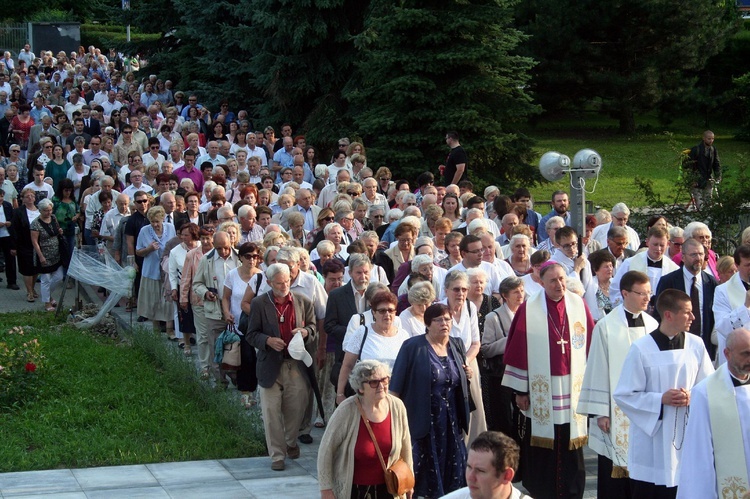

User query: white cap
[288,332,312,367]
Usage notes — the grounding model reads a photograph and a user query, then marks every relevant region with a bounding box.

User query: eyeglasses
[375,308,396,315]
[561,242,578,250]
[347,192,358,196]
[431,317,451,324]
[122,131,132,134]
[243,254,260,259]
[44,145,53,149]
[365,377,390,388]
[372,214,384,219]
[671,241,683,246]
[323,216,334,222]
[135,199,148,204]
[338,143,347,147]
[625,289,650,297]
[379,177,391,182]
[464,249,482,255]
[212,202,223,207]
[451,287,468,293]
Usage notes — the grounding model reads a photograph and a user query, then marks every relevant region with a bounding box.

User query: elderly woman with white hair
[673,221,719,279]
[466,267,502,338]
[440,269,487,442]
[318,359,412,499]
[506,234,532,276]
[309,222,348,262]
[30,198,65,311]
[400,281,436,337]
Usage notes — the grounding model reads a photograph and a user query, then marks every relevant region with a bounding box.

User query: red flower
[25,362,36,372]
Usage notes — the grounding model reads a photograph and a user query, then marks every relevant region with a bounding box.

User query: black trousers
[598,455,632,499]
[520,421,585,499]
[630,479,677,499]
[236,335,258,392]
[0,236,15,285]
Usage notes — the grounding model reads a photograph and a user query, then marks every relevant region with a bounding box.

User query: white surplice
[613,333,714,487]
[577,305,658,466]
[712,272,749,366]
[677,366,750,499]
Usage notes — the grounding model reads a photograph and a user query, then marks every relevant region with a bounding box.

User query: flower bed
[0,326,44,411]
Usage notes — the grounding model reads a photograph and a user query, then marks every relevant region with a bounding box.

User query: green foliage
[0,313,265,472]
[518,0,740,133]
[25,9,78,22]
[81,24,162,50]
[134,0,539,185]
[347,0,540,187]
[0,326,45,411]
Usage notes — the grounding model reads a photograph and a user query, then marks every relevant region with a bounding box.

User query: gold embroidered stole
[707,364,750,498]
[526,290,588,450]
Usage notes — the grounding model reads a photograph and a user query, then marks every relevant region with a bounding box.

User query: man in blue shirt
[537,190,572,242]
[272,136,294,183]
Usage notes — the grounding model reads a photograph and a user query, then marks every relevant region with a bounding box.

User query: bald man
[678,328,750,497]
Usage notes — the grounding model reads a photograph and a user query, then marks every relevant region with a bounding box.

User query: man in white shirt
[23,165,54,205]
[99,193,131,252]
[590,203,641,251]
[246,132,268,166]
[441,431,531,499]
[446,234,505,301]
[64,90,84,121]
[122,170,154,200]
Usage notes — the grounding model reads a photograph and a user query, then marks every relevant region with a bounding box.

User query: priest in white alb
[610,226,678,308]
[578,271,658,499]
[614,289,714,499]
[712,244,750,366]
[502,262,595,499]
[677,327,750,499]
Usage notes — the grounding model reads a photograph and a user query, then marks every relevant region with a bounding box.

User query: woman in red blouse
[10,104,35,158]
[318,359,413,498]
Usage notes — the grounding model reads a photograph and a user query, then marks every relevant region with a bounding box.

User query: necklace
[548,311,568,355]
[274,299,291,323]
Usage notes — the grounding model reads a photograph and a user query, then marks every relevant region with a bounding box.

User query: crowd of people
[0,43,746,499]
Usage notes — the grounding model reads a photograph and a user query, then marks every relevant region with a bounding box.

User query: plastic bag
[66,245,136,329]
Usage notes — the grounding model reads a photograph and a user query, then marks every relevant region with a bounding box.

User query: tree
[517,0,739,133]
[346,0,540,188]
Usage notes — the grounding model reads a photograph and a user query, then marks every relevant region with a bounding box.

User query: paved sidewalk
[0,274,599,498]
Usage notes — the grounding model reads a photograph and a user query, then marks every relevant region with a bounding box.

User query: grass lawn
[0,312,265,472]
[522,113,750,209]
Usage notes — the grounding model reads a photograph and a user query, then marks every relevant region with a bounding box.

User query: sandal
[184,347,192,357]
[33,290,39,298]
[314,418,326,428]
[240,393,256,409]
[200,368,210,380]
[50,300,57,307]
[45,305,56,312]
[26,292,35,303]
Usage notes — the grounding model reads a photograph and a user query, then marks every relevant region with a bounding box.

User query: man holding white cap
[246,263,317,471]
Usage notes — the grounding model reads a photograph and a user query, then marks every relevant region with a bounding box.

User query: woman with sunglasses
[304,207,335,252]
[336,291,410,406]
[319,359,412,499]
[390,302,471,498]
[221,242,263,409]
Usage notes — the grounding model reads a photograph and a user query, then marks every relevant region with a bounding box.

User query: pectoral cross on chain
[557,338,568,355]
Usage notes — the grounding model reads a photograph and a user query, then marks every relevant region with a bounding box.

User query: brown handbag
[355,398,415,496]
